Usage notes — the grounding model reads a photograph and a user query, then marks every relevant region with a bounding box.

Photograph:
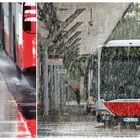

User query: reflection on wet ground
[38,121,140,137]
[0,51,36,137]
[0,72,31,138]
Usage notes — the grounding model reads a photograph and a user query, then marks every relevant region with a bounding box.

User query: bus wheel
[129,122,136,129]
[110,116,118,126]
[103,120,110,128]
[121,122,127,129]
[104,119,118,128]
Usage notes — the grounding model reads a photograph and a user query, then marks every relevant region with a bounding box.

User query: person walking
[74,85,81,105]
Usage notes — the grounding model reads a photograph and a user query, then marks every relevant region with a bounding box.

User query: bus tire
[129,122,136,129]
[103,120,110,128]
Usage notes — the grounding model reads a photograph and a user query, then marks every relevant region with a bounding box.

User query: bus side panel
[23,22,36,69]
[104,102,140,116]
[16,3,36,70]
[22,3,36,69]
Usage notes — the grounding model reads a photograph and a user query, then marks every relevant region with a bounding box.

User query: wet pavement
[0,51,36,118]
[38,101,140,137]
[0,50,36,137]
[0,72,31,137]
[38,100,140,137]
[38,120,140,137]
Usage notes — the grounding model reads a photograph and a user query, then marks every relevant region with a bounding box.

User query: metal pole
[98,46,102,101]
[44,45,49,116]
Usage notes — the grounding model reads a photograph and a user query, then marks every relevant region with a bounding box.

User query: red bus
[2,2,36,71]
[97,40,140,127]
[1,3,36,137]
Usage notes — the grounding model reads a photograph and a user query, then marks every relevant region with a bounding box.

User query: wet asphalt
[38,120,140,137]
[0,50,36,137]
[0,71,32,137]
[0,51,36,119]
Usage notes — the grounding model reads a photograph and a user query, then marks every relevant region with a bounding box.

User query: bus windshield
[100,47,140,101]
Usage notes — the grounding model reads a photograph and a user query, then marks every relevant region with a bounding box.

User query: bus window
[23,3,36,32]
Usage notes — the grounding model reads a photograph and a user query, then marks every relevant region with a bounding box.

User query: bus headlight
[98,110,110,115]
[98,110,111,121]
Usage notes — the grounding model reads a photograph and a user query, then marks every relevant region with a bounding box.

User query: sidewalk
[0,72,31,137]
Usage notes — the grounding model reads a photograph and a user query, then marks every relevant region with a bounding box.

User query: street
[38,120,140,137]
[0,71,31,137]
[0,51,36,137]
